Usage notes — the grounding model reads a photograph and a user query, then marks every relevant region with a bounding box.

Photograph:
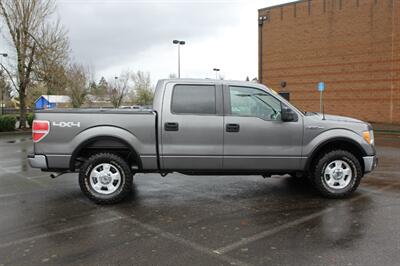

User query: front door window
[229,86,282,121]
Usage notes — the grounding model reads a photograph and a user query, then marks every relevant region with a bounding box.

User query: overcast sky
[2,0,298,84]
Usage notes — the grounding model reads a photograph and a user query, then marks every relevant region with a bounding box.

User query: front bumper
[363,155,378,173]
[28,154,48,169]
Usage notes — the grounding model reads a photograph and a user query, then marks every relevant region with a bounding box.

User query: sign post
[318,82,325,119]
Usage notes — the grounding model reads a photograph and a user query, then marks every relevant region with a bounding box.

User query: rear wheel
[79,153,133,204]
[312,150,362,198]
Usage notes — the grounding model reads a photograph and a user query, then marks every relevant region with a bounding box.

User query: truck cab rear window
[171,85,216,114]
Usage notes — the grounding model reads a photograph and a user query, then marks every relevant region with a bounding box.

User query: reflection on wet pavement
[0,132,399,265]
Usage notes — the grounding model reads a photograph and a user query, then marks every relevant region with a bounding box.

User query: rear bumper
[28,154,48,169]
[363,155,378,174]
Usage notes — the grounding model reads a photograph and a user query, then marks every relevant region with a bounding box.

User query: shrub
[0,115,17,132]
[27,113,35,128]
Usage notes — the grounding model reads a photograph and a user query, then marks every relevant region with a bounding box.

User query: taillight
[32,120,50,143]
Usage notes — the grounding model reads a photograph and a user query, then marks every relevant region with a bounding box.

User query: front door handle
[226,123,240,132]
[164,122,179,131]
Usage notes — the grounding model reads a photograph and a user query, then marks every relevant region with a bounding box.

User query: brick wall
[258,0,400,124]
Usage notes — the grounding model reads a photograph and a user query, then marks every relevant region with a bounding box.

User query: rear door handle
[226,123,240,132]
[164,122,179,131]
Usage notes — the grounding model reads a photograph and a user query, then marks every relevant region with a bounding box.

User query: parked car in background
[120,105,142,110]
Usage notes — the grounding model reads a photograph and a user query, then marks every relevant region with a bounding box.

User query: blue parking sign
[318,82,325,92]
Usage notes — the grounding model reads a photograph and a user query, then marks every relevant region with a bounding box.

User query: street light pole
[213,68,220,79]
[173,40,185,78]
[1,83,3,116]
[0,53,8,116]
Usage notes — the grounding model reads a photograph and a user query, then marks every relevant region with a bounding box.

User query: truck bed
[33,109,158,171]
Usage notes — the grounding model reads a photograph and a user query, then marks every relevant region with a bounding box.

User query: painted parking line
[0,159,25,165]
[2,164,398,265]
[0,216,124,249]
[213,183,396,255]
[120,213,251,266]
[0,189,52,199]
[26,174,53,180]
[0,168,251,266]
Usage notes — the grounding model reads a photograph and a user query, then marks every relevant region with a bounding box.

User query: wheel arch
[305,137,367,173]
[70,135,142,171]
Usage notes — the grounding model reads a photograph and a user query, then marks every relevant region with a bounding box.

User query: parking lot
[0,133,399,266]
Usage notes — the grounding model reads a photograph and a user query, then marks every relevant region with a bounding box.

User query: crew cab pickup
[28,79,377,204]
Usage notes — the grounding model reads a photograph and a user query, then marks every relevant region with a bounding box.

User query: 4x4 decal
[52,121,81,128]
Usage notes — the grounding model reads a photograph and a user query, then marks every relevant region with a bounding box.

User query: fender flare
[304,134,368,172]
[69,126,143,170]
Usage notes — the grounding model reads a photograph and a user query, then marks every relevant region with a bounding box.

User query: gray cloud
[57,0,242,74]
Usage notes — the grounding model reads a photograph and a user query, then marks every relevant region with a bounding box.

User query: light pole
[173,40,185,78]
[0,80,3,116]
[0,53,8,116]
[114,76,118,91]
[114,76,118,108]
[213,68,220,79]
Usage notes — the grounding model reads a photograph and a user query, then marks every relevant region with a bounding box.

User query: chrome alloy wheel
[89,163,122,194]
[323,160,353,190]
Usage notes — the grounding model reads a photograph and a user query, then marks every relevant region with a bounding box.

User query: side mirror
[281,106,297,122]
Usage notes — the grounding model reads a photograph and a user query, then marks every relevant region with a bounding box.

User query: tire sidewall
[80,154,131,202]
[314,151,362,197]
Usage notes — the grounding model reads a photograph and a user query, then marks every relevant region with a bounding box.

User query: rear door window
[171,85,216,115]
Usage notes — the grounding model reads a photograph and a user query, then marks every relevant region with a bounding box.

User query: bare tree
[66,64,88,108]
[132,71,153,106]
[109,72,130,108]
[0,0,66,128]
[0,70,12,112]
[33,21,70,95]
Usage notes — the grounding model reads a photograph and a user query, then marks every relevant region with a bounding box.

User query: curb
[375,130,400,135]
[0,130,31,136]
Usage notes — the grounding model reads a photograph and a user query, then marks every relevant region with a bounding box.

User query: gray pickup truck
[28,79,377,204]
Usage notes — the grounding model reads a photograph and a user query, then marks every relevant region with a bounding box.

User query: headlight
[363,130,374,145]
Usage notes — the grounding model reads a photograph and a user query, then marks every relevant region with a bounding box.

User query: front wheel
[79,153,133,204]
[312,150,362,198]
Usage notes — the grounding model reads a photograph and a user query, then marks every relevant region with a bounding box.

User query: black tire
[79,153,133,204]
[312,150,362,198]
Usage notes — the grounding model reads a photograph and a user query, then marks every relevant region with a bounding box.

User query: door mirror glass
[281,106,298,122]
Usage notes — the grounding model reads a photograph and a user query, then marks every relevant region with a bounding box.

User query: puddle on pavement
[3,138,31,144]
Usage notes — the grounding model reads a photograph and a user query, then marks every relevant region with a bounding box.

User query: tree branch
[0,63,18,92]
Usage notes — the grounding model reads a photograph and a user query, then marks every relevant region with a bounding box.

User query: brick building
[258,0,400,124]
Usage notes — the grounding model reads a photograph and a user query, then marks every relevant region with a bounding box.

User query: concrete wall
[259,0,400,124]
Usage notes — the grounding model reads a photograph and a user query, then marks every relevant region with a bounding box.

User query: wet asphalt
[0,133,399,266]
